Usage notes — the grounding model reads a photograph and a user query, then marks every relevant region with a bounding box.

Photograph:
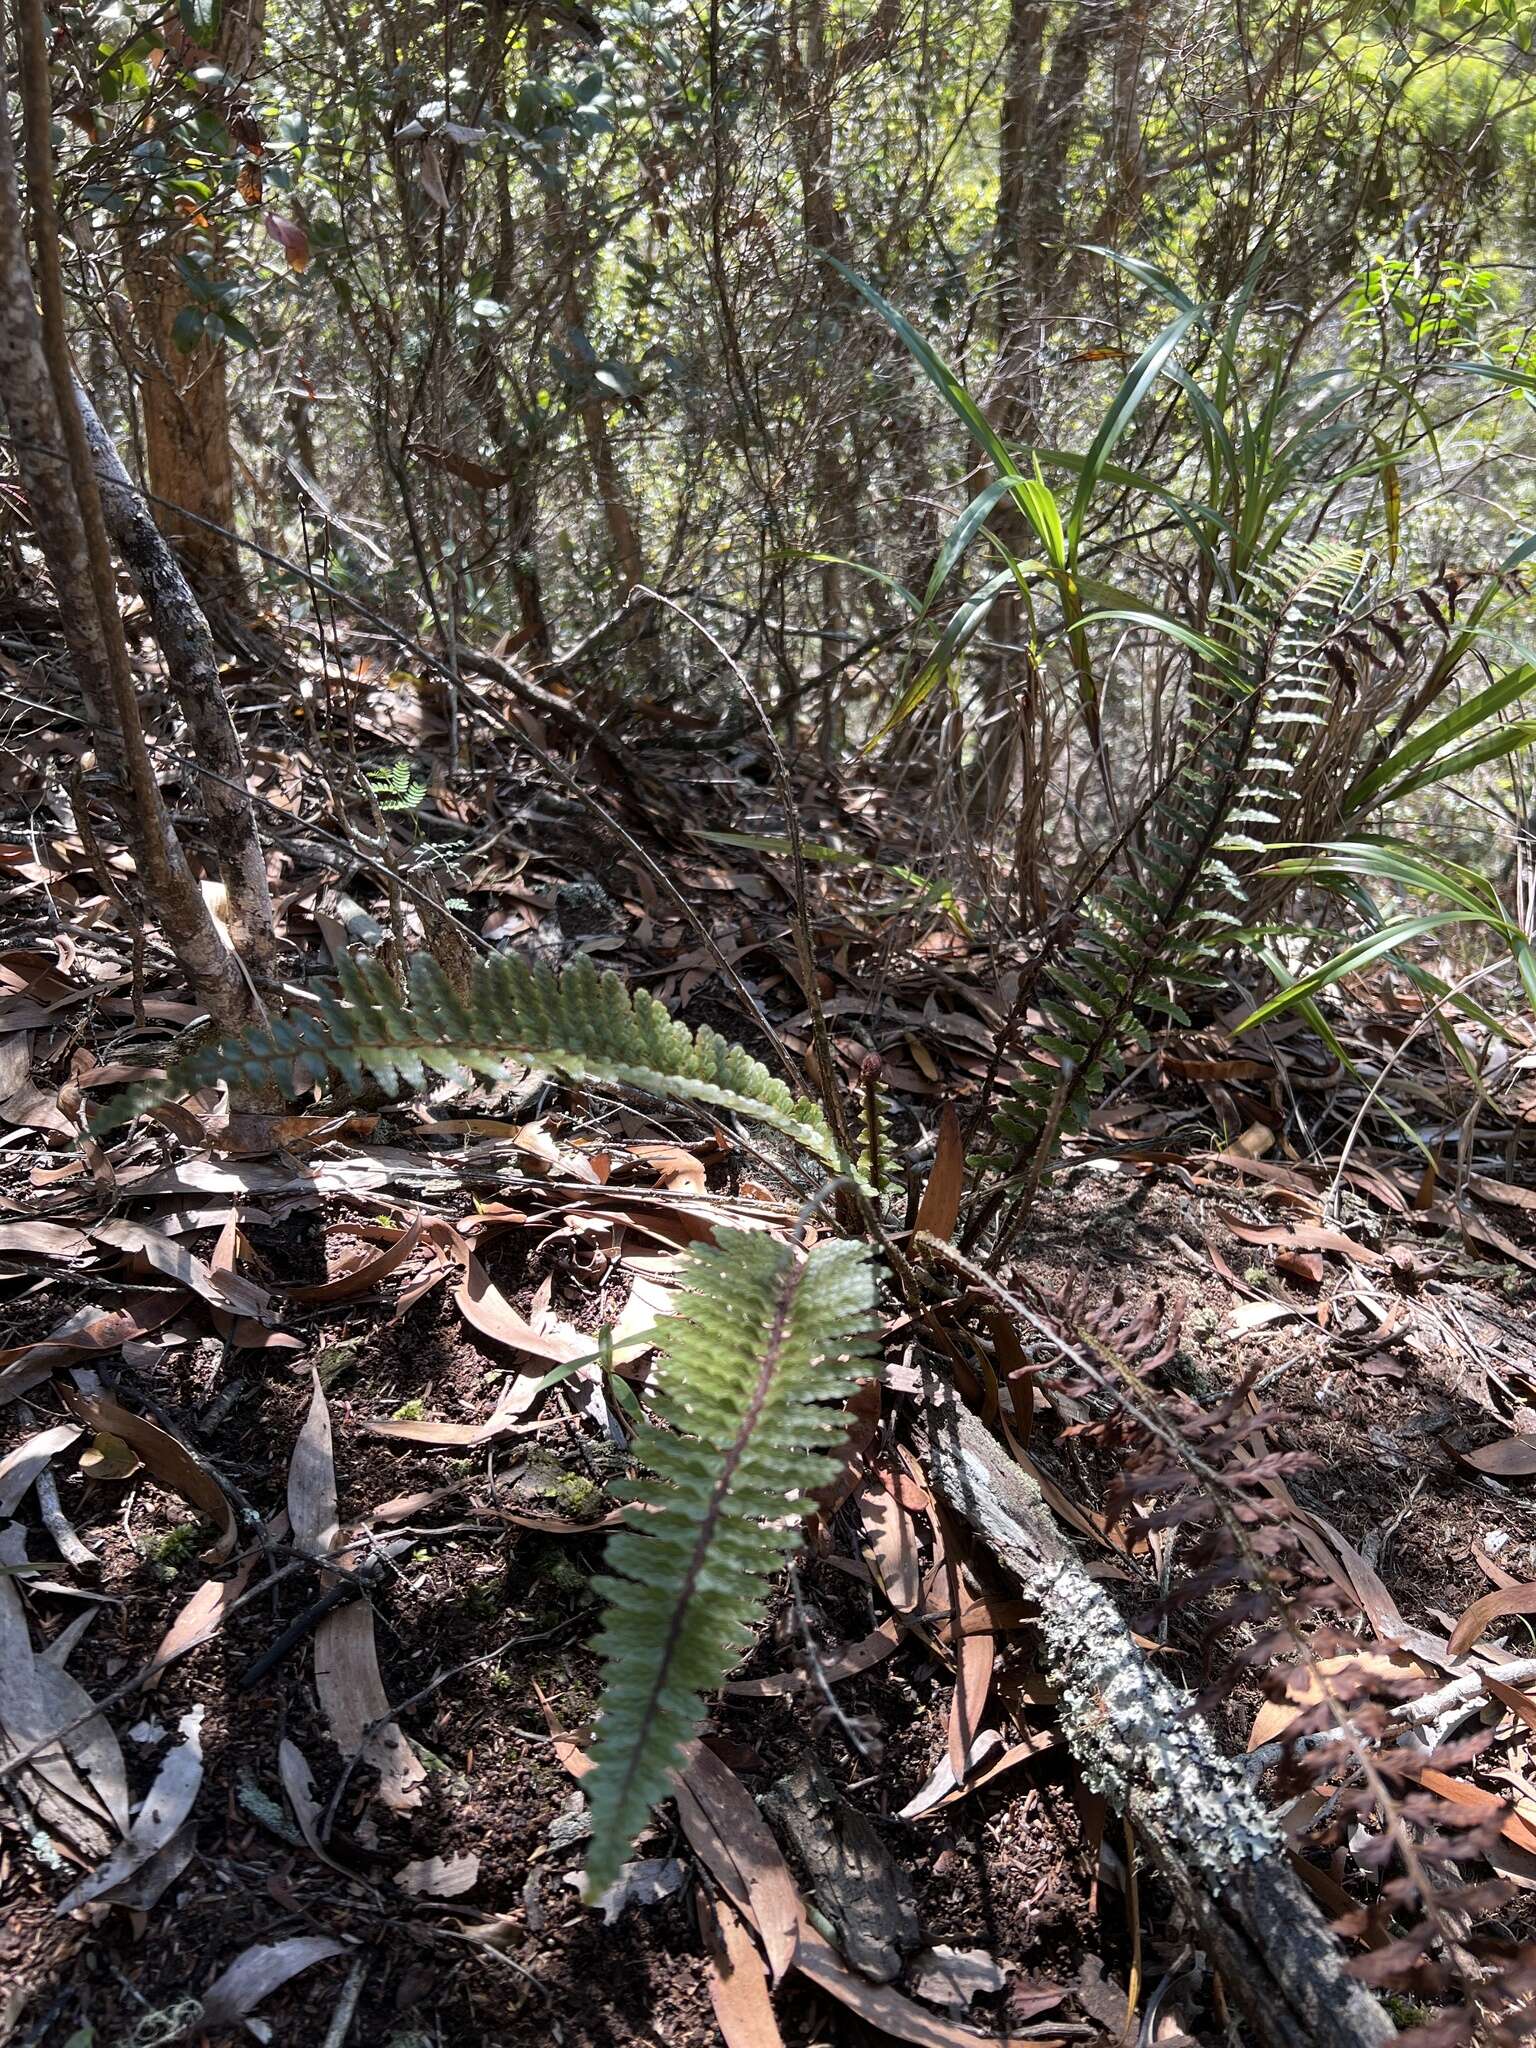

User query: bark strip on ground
[927,1391,1397,2048]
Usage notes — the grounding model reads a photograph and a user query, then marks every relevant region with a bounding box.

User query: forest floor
[6,620,1536,2048]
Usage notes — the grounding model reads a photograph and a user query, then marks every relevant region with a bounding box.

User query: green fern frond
[365,757,427,812]
[582,1228,877,1894]
[93,953,862,1184]
[985,542,1373,1187]
[854,1073,896,1198]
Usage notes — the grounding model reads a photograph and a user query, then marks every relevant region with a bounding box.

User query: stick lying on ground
[926,1391,1397,2048]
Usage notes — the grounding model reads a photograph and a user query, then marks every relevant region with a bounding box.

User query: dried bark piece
[762,1757,921,1984]
[927,1393,1395,2048]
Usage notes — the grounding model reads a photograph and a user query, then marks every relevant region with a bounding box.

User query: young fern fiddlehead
[582,1227,877,1893]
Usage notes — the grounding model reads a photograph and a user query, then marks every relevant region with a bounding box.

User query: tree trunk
[76,380,276,980]
[1,0,260,1034]
[120,259,245,604]
[547,180,645,596]
[993,0,1101,439]
[119,0,265,609]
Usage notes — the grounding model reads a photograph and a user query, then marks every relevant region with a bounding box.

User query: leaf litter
[7,688,1536,2047]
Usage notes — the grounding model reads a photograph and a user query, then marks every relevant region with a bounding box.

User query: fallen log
[926,1391,1397,2048]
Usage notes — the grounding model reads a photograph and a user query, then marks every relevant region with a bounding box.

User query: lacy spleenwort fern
[582,1227,877,1894]
[94,952,863,1183]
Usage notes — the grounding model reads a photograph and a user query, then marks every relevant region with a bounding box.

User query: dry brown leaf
[363,1364,555,1444]
[1459,1210,1536,1273]
[901,1731,1007,1820]
[60,1385,237,1559]
[1247,1651,1430,1751]
[146,1526,275,1688]
[1459,1438,1536,1480]
[1163,1052,1272,1083]
[27,1648,129,1840]
[78,1431,141,1483]
[287,1371,339,1558]
[1222,1216,1388,1267]
[440,1225,586,1364]
[1274,1247,1325,1289]
[1449,1583,1536,1661]
[198,1936,347,2028]
[1226,1299,1308,1335]
[0,1533,120,1858]
[90,1218,275,1322]
[277,1736,350,1874]
[1418,1768,1536,1857]
[1469,1174,1536,1214]
[54,1705,203,1912]
[629,1140,709,1192]
[673,1740,800,1985]
[0,1424,81,1518]
[709,1894,786,2048]
[1474,1539,1523,1590]
[394,1851,480,1897]
[793,1920,1062,2045]
[611,1269,677,1364]
[1486,1674,1536,1735]
[723,1620,902,1699]
[860,1479,922,1615]
[914,1104,964,1242]
[947,1630,994,1779]
[0,1222,90,1258]
[0,1293,182,1405]
[313,1600,425,1812]
[288,1214,424,1303]
[898,1728,1057,1819]
[909,1947,1008,2012]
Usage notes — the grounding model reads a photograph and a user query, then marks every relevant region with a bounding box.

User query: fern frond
[855,1070,896,1199]
[93,953,862,1184]
[582,1228,877,1893]
[984,542,1373,1189]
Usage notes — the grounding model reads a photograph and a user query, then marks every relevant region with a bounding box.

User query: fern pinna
[582,1227,876,1893]
[94,951,869,1186]
[987,541,1371,1191]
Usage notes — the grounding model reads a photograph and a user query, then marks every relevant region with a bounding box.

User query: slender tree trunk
[546,178,645,595]
[76,381,277,980]
[119,0,265,609]
[120,259,245,603]
[994,0,1101,439]
[471,138,553,664]
[2,0,259,1032]
[0,252,121,777]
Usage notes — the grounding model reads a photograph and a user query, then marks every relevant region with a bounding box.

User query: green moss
[137,1521,209,1579]
[535,1551,591,1598]
[456,1570,511,1626]
[548,1471,602,1516]
[313,1341,361,1388]
[391,1397,426,1421]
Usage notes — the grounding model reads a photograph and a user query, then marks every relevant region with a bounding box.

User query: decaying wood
[762,1754,921,1982]
[926,1391,1397,2048]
